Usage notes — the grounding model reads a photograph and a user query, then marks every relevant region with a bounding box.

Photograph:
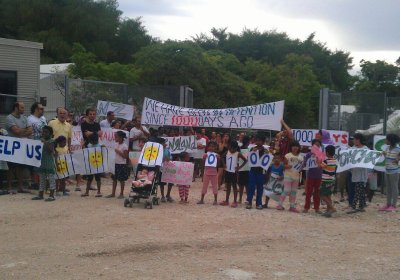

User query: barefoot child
[198,141,220,205]
[263,154,284,208]
[107,131,129,198]
[178,152,192,203]
[81,133,102,197]
[32,126,57,201]
[220,141,247,207]
[55,136,69,196]
[277,141,303,212]
[320,145,337,217]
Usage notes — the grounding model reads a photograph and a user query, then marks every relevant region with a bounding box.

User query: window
[0,70,17,114]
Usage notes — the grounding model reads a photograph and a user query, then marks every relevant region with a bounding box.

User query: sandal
[45,196,55,202]
[219,201,229,206]
[105,194,115,198]
[246,205,252,209]
[95,193,103,197]
[197,200,204,205]
[81,193,89,197]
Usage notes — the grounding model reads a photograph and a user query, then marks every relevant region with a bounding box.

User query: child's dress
[35,139,56,192]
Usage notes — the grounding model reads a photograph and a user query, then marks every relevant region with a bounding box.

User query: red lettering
[341,134,348,144]
[332,134,340,143]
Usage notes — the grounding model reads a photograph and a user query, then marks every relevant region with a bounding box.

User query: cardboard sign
[139,142,163,167]
[225,153,238,172]
[292,129,349,147]
[205,152,218,167]
[163,136,196,154]
[247,150,272,171]
[238,148,250,172]
[265,177,284,195]
[161,161,194,185]
[97,100,134,121]
[335,147,384,173]
[142,97,285,131]
[99,128,129,148]
[0,135,43,167]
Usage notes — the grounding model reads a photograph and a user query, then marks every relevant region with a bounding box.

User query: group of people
[1,102,399,216]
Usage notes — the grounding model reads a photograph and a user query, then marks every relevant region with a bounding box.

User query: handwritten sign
[56,153,79,179]
[99,128,129,148]
[225,153,238,172]
[205,152,218,167]
[97,100,134,121]
[336,147,384,173]
[0,135,43,167]
[239,148,250,172]
[141,97,285,131]
[292,129,349,147]
[304,156,318,170]
[70,126,83,151]
[161,161,194,185]
[247,150,272,171]
[139,142,163,167]
[265,177,284,195]
[163,136,196,154]
[373,135,386,171]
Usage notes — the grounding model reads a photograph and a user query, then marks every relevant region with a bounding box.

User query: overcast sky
[118,0,400,72]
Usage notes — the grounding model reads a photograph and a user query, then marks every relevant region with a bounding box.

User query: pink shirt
[203,153,220,176]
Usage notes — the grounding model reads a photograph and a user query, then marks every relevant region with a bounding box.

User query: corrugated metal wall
[0,38,42,127]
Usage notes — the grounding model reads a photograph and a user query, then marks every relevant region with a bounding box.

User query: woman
[218,133,230,190]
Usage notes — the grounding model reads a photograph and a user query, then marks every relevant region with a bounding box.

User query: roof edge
[0,37,43,50]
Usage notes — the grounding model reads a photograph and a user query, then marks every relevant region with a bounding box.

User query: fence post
[64,75,69,109]
[383,92,387,135]
[319,88,329,129]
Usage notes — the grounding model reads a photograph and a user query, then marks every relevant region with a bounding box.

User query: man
[6,102,33,193]
[100,111,115,129]
[28,102,47,140]
[48,107,72,148]
[81,108,101,148]
[129,117,150,151]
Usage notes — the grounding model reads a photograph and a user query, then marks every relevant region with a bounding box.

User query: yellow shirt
[48,119,72,140]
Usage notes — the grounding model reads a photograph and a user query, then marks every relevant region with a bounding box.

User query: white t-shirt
[129,126,150,151]
[27,115,47,140]
[100,119,111,128]
[115,142,128,164]
[193,138,206,159]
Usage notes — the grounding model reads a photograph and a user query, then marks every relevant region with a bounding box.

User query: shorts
[225,171,237,185]
[320,181,335,196]
[238,171,249,185]
[112,164,129,182]
[7,162,28,169]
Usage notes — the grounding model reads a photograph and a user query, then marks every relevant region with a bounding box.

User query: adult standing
[48,107,72,147]
[193,131,207,179]
[28,102,47,140]
[80,108,101,148]
[100,111,115,129]
[129,117,150,151]
[6,102,32,193]
[347,133,369,214]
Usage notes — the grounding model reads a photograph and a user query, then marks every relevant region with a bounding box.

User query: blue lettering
[4,140,12,155]
[26,144,34,158]
[12,141,21,155]
[35,145,42,160]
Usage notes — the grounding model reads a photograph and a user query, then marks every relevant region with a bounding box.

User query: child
[54,136,69,196]
[246,135,267,210]
[263,154,284,208]
[132,168,155,187]
[81,133,102,197]
[380,134,400,212]
[198,141,220,205]
[178,152,192,203]
[320,145,337,217]
[220,141,247,207]
[106,131,129,198]
[158,138,174,202]
[238,135,250,204]
[277,141,303,212]
[32,126,57,202]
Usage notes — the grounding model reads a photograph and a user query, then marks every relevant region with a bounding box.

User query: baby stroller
[124,142,162,209]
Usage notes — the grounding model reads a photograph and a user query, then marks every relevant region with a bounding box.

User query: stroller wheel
[129,199,134,208]
[124,198,129,207]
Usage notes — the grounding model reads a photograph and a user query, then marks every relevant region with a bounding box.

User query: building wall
[0,38,42,127]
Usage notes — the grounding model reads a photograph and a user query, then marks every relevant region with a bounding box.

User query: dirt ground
[1,179,400,280]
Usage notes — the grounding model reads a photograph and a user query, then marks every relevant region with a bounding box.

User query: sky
[118,0,400,73]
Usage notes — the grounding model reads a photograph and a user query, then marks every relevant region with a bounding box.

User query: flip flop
[81,193,89,197]
[105,194,115,198]
[95,193,103,197]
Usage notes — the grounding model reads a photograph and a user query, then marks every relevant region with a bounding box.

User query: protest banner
[97,100,134,121]
[373,135,387,172]
[139,142,163,167]
[292,129,349,147]
[141,97,285,131]
[99,128,129,148]
[247,150,272,171]
[265,175,284,195]
[70,126,83,151]
[204,152,218,167]
[0,135,43,167]
[55,153,83,179]
[239,148,250,172]
[161,161,194,185]
[163,136,196,154]
[335,147,384,173]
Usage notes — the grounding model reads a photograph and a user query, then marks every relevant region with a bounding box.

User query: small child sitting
[132,168,155,187]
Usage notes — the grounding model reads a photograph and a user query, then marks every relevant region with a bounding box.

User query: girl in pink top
[197,141,220,205]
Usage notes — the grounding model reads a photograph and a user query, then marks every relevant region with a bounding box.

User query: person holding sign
[198,141,220,205]
[178,152,192,203]
[246,135,267,210]
[219,141,247,208]
[129,117,150,151]
[319,145,338,218]
[277,141,303,212]
[263,154,284,208]
[238,135,250,204]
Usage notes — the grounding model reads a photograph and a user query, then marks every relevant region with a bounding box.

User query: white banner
[99,128,129,148]
[0,135,43,167]
[292,129,349,147]
[205,152,218,167]
[141,97,285,131]
[139,142,164,167]
[163,136,196,154]
[97,100,134,121]
[336,147,384,173]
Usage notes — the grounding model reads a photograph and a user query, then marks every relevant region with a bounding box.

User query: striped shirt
[322,157,337,182]
[385,146,400,174]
